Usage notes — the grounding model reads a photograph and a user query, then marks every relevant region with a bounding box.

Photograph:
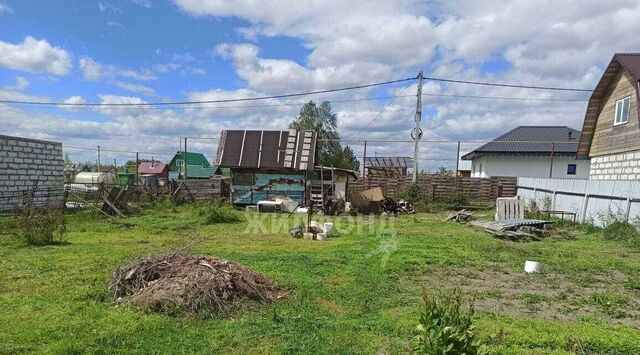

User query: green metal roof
[185,165,219,178]
[170,151,212,168]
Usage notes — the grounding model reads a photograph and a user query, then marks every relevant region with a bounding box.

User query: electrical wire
[345,81,416,143]
[0,77,417,107]
[423,76,593,92]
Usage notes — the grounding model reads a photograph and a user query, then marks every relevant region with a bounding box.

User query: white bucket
[316,233,327,240]
[323,223,334,237]
[524,260,541,274]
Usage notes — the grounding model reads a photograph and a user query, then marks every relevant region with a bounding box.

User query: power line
[423,76,593,92]
[345,81,416,143]
[0,75,594,108]
[0,77,417,107]
[63,144,174,156]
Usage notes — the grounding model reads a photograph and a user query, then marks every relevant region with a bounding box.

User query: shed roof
[461,126,581,160]
[577,53,640,158]
[138,162,168,175]
[216,129,316,171]
[364,156,413,169]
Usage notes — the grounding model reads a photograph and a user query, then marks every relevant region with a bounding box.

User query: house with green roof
[168,151,221,180]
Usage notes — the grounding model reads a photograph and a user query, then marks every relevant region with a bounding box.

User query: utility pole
[412,71,424,182]
[97,145,101,172]
[184,137,188,180]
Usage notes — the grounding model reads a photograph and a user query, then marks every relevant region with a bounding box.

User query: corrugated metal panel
[217,130,315,171]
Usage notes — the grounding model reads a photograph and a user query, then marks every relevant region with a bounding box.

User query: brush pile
[108,253,283,317]
[381,197,415,215]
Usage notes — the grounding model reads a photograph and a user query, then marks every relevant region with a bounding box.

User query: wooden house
[168,151,221,180]
[216,129,316,204]
[578,53,640,180]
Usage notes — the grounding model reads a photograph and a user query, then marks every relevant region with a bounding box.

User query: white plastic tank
[74,172,117,185]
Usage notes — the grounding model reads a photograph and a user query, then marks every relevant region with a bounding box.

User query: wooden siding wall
[590,70,640,157]
[349,175,517,201]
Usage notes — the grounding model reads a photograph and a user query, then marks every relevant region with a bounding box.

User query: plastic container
[323,223,334,237]
[524,260,541,274]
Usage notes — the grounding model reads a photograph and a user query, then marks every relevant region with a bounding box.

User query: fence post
[581,193,589,223]
[625,197,632,222]
[552,190,557,211]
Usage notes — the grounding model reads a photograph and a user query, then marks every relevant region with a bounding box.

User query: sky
[1,0,640,170]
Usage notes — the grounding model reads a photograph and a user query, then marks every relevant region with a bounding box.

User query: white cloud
[5,77,30,91]
[112,81,157,96]
[0,2,12,14]
[79,57,103,81]
[59,95,86,112]
[0,36,72,75]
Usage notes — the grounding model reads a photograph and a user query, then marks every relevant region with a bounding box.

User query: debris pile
[381,197,415,215]
[445,209,474,223]
[288,221,333,240]
[108,253,284,317]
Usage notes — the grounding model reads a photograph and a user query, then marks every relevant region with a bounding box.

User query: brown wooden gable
[578,54,640,159]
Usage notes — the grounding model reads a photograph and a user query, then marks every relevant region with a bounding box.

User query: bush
[436,192,469,210]
[600,210,640,247]
[413,290,486,354]
[201,202,243,224]
[16,204,66,245]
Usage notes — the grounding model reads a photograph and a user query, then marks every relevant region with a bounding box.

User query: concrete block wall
[0,135,64,212]
[590,151,640,180]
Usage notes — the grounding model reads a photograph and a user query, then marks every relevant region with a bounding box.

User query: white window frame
[614,96,630,126]
[567,164,577,176]
[176,159,184,167]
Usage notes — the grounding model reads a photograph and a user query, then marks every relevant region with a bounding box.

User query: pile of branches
[381,197,415,215]
[108,253,284,317]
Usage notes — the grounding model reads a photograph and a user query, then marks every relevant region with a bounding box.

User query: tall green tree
[289,101,359,171]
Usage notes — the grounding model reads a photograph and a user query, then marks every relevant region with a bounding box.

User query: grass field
[1,204,639,354]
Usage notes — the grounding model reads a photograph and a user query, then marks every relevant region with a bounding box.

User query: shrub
[202,202,243,224]
[413,290,486,354]
[16,204,66,245]
[436,192,469,210]
[404,182,426,203]
[599,210,640,247]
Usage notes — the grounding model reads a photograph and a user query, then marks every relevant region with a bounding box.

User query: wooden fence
[349,175,517,201]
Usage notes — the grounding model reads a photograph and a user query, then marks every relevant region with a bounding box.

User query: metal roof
[461,126,581,160]
[215,129,316,171]
[363,156,414,168]
[137,162,168,175]
[578,53,640,159]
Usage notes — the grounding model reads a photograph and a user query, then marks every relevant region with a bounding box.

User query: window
[176,159,184,167]
[614,96,630,125]
[233,173,254,186]
[567,164,577,175]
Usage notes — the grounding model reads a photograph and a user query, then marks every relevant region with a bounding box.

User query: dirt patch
[422,265,640,327]
[109,253,285,317]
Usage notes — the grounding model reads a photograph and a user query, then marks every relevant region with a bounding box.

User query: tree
[435,165,454,176]
[289,101,359,171]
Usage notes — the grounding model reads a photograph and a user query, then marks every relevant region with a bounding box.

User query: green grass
[1,206,639,354]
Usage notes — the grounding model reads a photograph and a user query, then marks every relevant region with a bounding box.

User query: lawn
[1,204,639,354]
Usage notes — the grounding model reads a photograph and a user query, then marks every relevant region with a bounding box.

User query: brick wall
[0,135,64,212]
[590,151,640,180]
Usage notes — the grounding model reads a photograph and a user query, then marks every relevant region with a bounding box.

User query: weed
[14,204,66,245]
[625,276,640,291]
[587,292,629,318]
[201,202,243,224]
[413,290,486,354]
[599,210,640,247]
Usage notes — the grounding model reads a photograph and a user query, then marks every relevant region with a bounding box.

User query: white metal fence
[517,177,640,226]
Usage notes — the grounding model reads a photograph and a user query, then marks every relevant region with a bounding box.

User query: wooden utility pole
[362,140,367,187]
[184,137,188,181]
[97,145,101,172]
[455,141,461,176]
[135,152,140,186]
[412,71,424,182]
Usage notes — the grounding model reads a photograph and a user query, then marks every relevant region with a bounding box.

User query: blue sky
[1,0,639,169]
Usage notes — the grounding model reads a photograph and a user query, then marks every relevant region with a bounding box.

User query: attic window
[614,96,630,125]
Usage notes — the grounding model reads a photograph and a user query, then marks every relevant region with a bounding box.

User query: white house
[461,126,590,179]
